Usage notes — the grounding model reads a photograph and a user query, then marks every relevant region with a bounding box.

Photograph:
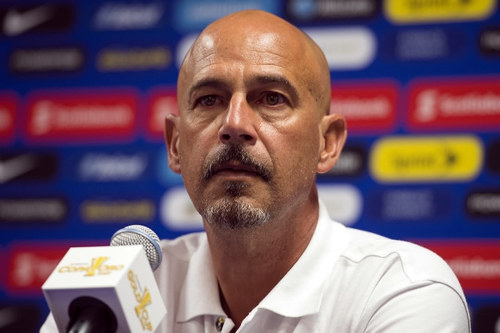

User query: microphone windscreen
[110,225,162,271]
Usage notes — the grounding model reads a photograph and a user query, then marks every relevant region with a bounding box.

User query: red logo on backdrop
[147,88,177,141]
[0,247,4,289]
[0,92,17,143]
[408,78,500,131]
[25,89,138,144]
[330,81,398,134]
[417,241,500,294]
[6,241,106,295]
[7,243,69,295]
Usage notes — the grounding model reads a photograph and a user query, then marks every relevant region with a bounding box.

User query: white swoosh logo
[0,154,36,183]
[3,5,53,36]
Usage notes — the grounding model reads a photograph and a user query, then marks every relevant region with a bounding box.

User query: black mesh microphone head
[110,225,162,271]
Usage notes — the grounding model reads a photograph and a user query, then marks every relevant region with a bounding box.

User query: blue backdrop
[0,0,499,331]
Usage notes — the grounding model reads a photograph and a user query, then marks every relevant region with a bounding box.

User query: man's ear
[164,113,182,174]
[317,113,347,174]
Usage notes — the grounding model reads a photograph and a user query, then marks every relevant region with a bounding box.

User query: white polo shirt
[156,202,470,332]
[41,202,470,332]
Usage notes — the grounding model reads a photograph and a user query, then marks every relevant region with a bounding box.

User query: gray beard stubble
[201,146,272,230]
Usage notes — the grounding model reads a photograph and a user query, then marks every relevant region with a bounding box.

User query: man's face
[171,25,326,230]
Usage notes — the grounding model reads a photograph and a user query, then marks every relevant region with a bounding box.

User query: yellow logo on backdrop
[370,135,483,182]
[98,47,171,72]
[58,256,125,275]
[385,0,495,23]
[128,270,153,331]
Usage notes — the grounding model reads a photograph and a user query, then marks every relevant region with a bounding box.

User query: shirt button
[215,317,225,332]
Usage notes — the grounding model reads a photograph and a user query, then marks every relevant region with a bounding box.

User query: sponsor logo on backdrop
[317,185,362,226]
[0,248,4,288]
[367,188,452,221]
[0,3,75,37]
[479,27,500,56]
[81,199,155,224]
[487,139,500,174]
[416,241,500,293]
[147,88,178,141]
[285,0,378,22]
[78,152,149,182]
[330,81,397,132]
[97,46,171,72]
[370,135,483,183]
[474,305,500,333]
[466,190,500,219]
[408,78,500,131]
[305,27,376,70]
[0,93,16,143]
[382,28,464,61]
[161,187,202,231]
[0,197,67,224]
[0,304,40,332]
[93,2,165,30]
[0,152,58,183]
[319,145,366,177]
[9,46,84,75]
[172,0,278,32]
[384,0,495,24]
[25,89,138,144]
[6,244,69,294]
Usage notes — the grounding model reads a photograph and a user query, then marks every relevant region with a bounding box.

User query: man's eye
[265,93,285,106]
[199,95,217,107]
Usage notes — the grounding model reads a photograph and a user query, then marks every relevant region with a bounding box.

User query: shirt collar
[177,235,226,322]
[257,201,349,317]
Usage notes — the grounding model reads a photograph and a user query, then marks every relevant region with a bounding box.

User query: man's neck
[205,201,319,329]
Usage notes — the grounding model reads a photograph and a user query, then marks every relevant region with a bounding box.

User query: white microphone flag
[42,245,166,332]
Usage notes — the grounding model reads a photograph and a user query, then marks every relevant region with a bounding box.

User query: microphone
[42,225,167,333]
[110,224,162,271]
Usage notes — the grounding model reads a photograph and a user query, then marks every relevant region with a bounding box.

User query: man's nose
[218,95,257,145]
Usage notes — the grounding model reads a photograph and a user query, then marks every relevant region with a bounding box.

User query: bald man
[41,10,470,333]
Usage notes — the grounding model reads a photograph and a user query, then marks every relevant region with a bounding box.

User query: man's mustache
[203,145,272,181]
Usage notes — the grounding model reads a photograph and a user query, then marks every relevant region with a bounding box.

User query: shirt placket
[213,315,234,333]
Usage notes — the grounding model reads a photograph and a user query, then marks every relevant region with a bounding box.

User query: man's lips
[212,160,261,176]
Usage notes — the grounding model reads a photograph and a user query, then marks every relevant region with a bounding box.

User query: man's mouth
[214,160,261,175]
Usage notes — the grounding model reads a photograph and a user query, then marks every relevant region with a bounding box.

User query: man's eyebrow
[250,75,299,103]
[188,78,230,100]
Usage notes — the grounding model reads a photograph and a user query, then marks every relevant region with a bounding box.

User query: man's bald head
[178,10,331,116]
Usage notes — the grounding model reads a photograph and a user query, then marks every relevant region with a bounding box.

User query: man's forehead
[181,35,299,89]
[191,30,291,61]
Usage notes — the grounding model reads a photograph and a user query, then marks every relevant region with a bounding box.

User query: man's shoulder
[339,227,460,287]
[325,226,470,331]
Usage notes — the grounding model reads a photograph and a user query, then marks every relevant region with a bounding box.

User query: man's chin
[202,198,271,230]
